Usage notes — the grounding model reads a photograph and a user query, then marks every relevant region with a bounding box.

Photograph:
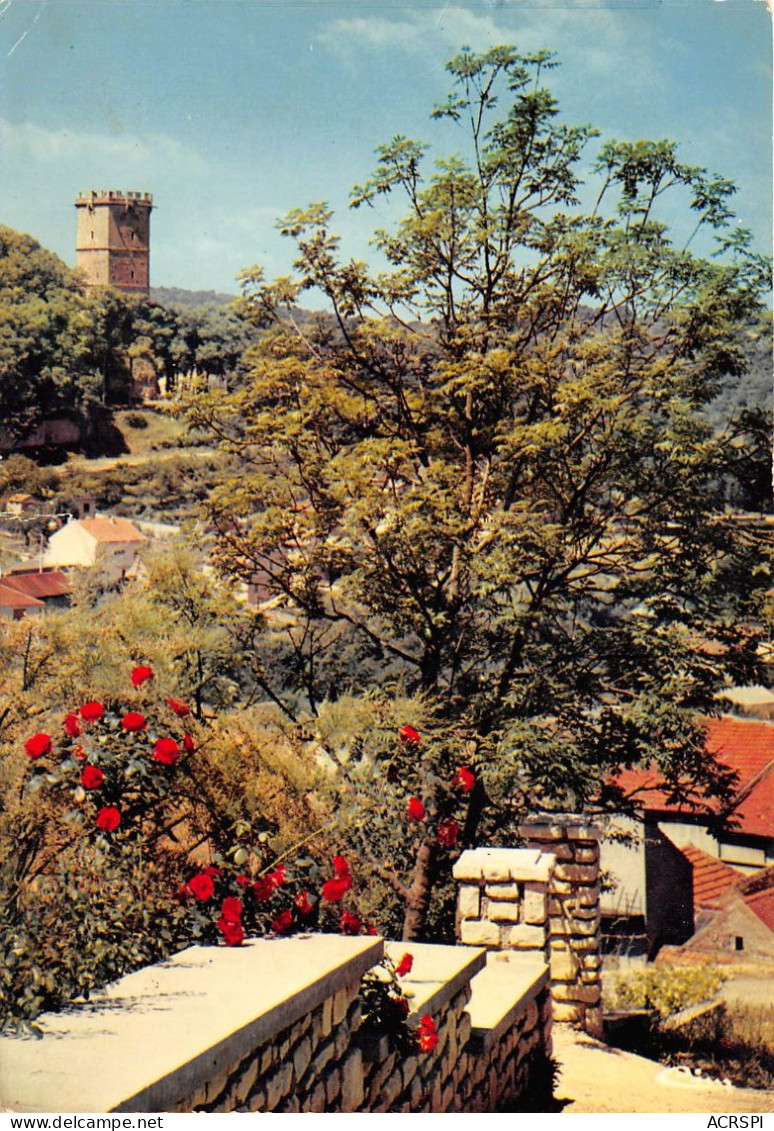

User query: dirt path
[552,1025,774,1114]
[61,447,214,474]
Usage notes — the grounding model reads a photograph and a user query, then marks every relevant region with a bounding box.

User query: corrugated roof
[612,716,774,839]
[0,582,44,609]
[2,571,71,599]
[78,517,147,544]
[679,843,743,911]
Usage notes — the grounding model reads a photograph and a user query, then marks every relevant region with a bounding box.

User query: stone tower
[75,190,153,295]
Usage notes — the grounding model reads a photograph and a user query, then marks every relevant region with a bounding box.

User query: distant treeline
[0,222,770,468]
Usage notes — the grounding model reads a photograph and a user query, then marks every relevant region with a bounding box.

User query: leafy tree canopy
[183,45,770,933]
[0,225,101,438]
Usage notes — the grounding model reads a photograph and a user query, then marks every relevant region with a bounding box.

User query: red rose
[332,854,350,877]
[165,697,190,717]
[121,712,147,732]
[253,878,275,903]
[25,733,52,760]
[131,665,155,687]
[183,733,195,754]
[202,866,221,877]
[96,805,121,833]
[221,896,243,922]
[339,911,362,935]
[295,891,314,916]
[271,909,294,934]
[395,953,414,977]
[417,1014,439,1053]
[437,819,459,847]
[80,701,105,722]
[80,765,105,790]
[173,883,193,904]
[406,797,426,821]
[266,865,285,887]
[218,917,245,946]
[72,744,88,761]
[64,714,81,738]
[188,873,215,901]
[236,874,251,889]
[452,765,475,793]
[321,875,352,902]
[399,724,421,746]
[152,737,180,765]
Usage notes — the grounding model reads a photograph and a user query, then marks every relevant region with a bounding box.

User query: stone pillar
[452,848,554,957]
[518,816,603,1039]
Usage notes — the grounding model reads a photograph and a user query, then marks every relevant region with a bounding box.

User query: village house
[5,493,40,518]
[659,853,774,964]
[600,715,774,957]
[0,580,44,621]
[0,568,71,621]
[44,516,147,584]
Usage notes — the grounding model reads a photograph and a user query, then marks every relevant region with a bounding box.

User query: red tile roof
[78,517,147,544]
[2,571,71,600]
[612,716,774,839]
[0,582,44,609]
[745,887,774,933]
[679,843,743,911]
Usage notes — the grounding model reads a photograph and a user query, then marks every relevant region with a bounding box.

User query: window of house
[734,936,744,951]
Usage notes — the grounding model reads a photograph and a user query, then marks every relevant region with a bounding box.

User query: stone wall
[361,941,552,1113]
[453,819,604,1038]
[177,970,364,1113]
[0,932,552,1114]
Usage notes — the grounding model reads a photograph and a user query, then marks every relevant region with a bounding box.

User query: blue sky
[0,0,771,295]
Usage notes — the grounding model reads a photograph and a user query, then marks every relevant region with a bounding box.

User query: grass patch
[113,409,190,455]
[659,1002,774,1091]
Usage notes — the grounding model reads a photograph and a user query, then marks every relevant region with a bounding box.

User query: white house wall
[44,524,96,570]
[599,814,647,917]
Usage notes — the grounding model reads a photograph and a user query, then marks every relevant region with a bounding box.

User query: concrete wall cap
[452,847,553,882]
[383,939,485,1020]
[467,955,549,1051]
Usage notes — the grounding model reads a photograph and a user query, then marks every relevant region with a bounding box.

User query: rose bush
[4,671,441,1058]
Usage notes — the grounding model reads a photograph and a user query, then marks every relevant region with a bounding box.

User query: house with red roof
[0,569,72,621]
[678,866,774,963]
[0,580,45,621]
[600,716,774,957]
[43,516,147,584]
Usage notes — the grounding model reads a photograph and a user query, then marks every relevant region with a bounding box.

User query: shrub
[123,412,149,430]
[607,965,726,1019]
[0,664,432,1054]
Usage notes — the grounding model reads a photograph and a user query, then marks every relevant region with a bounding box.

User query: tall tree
[184,47,771,938]
[0,226,99,441]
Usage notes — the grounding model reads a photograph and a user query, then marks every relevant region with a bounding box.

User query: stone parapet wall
[358,940,551,1113]
[181,974,364,1113]
[0,931,552,1114]
[0,935,381,1114]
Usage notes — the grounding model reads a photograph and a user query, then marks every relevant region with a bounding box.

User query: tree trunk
[402,840,437,941]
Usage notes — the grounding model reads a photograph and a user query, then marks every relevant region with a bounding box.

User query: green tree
[185,46,771,938]
[0,226,100,441]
